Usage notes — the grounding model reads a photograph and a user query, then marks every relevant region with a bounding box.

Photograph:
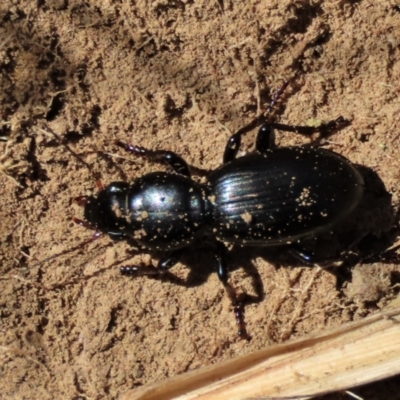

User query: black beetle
[74,84,364,339]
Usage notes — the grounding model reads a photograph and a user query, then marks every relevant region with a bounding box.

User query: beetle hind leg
[215,242,250,340]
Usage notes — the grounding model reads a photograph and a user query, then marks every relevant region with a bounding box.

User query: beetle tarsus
[120,265,162,276]
[121,249,184,277]
[233,299,250,341]
[215,242,250,340]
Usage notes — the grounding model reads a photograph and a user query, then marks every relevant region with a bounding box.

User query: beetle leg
[223,79,294,163]
[289,245,340,267]
[288,246,315,264]
[255,117,351,154]
[269,117,350,138]
[223,115,268,163]
[223,117,264,164]
[120,248,185,276]
[215,242,250,340]
[255,124,276,152]
[115,140,191,177]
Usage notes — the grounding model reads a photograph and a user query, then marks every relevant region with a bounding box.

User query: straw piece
[121,307,400,400]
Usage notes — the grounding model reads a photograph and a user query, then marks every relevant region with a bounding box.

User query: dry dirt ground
[2,1,400,399]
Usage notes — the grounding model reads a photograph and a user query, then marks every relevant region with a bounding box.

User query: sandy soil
[1,1,400,399]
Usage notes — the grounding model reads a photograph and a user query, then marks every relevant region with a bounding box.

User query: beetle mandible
[74,81,364,340]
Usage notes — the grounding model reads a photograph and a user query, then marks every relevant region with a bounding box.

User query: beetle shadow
[122,242,266,308]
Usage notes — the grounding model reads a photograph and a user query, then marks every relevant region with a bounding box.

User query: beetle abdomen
[208,148,364,245]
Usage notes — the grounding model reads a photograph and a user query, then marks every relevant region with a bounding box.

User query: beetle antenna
[265,75,295,115]
[35,126,104,188]
[29,230,103,269]
[224,75,298,146]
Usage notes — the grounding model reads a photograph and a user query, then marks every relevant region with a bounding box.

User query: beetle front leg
[120,248,185,277]
[215,242,250,340]
[115,140,191,177]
